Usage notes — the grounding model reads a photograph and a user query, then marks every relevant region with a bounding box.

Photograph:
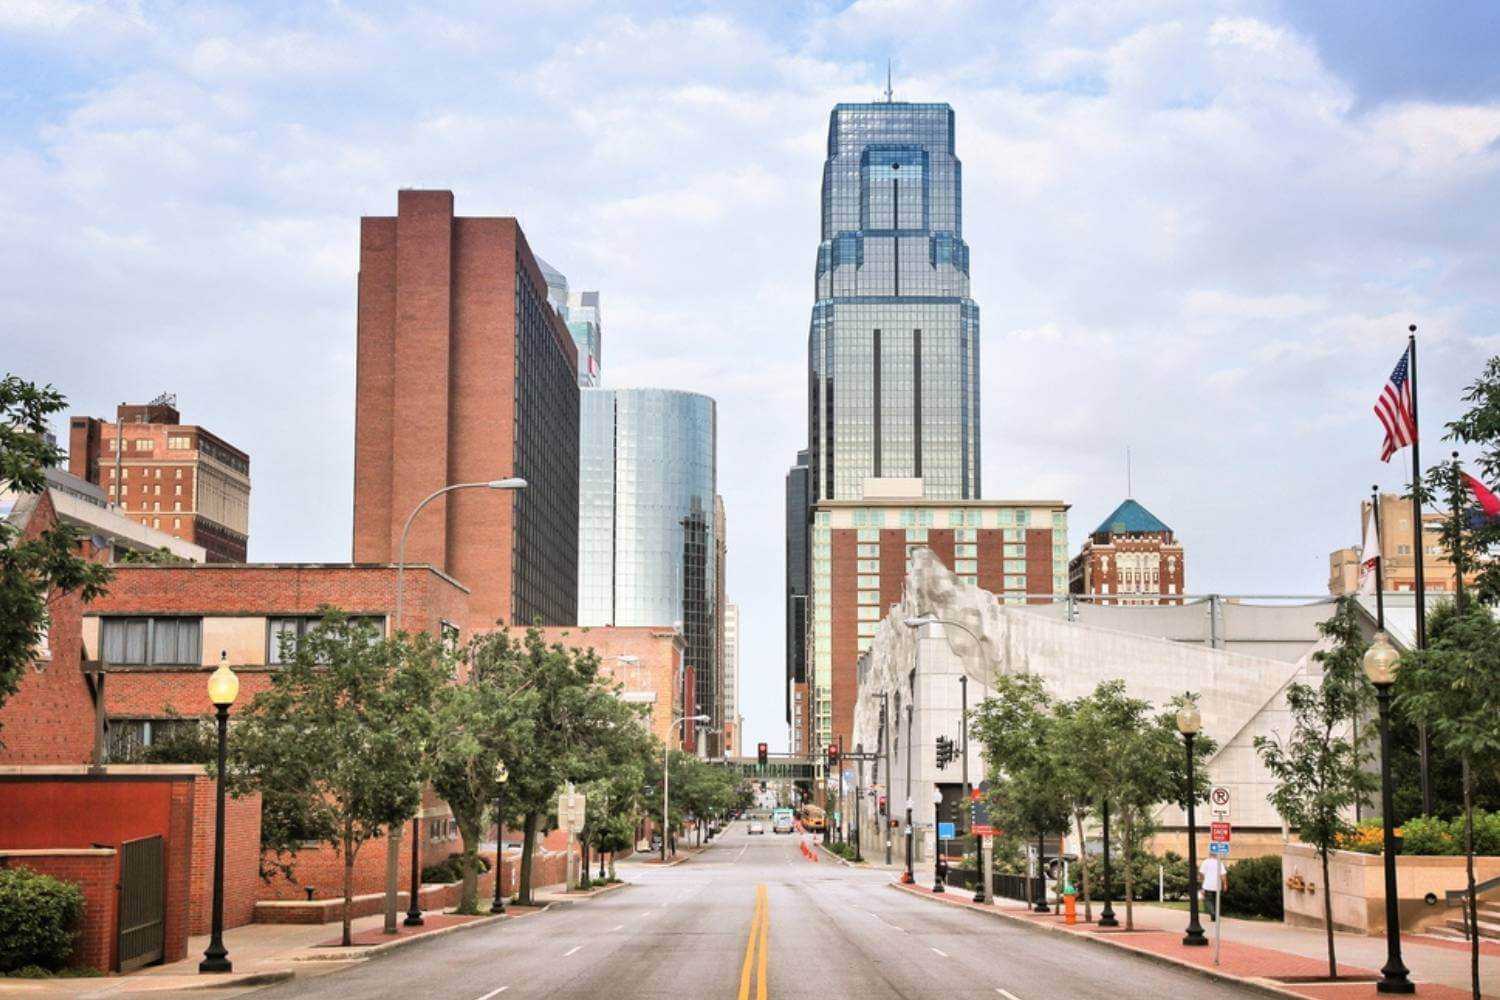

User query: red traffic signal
[826,745,839,763]
[757,742,768,766]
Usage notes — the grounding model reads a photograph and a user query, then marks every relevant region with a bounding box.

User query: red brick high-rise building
[69,396,250,562]
[352,190,580,630]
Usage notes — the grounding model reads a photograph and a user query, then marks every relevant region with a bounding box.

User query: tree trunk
[580,833,591,888]
[1074,808,1093,922]
[457,815,481,914]
[609,851,617,881]
[1320,846,1337,979]
[1122,811,1135,930]
[518,811,539,905]
[1464,756,1479,1000]
[383,822,402,933]
[341,820,356,947]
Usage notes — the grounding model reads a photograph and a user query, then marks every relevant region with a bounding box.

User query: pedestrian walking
[1199,855,1227,921]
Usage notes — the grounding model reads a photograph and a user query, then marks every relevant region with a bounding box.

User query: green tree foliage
[229,613,448,946]
[1398,602,1500,1000]
[1255,598,1375,980]
[0,867,85,972]
[0,376,112,734]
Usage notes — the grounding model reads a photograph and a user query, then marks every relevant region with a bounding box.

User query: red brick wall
[926,529,955,569]
[1025,529,1053,604]
[258,826,418,902]
[829,530,860,750]
[187,776,262,934]
[354,214,397,564]
[0,852,117,972]
[976,528,1005,594]
[0,774,198,966]
[878,530,906,612]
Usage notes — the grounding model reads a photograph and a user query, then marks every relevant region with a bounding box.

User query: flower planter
[1281,843,1500,935]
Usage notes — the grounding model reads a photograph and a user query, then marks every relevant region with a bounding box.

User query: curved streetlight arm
[395,479,526,632]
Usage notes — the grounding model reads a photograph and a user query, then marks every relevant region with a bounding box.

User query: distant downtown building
[536,257,603,388]
[790,95,983,751]
[578,387,718,755]
[1068,499,1184,605]
[353,190,580,630]
[811,490,1068,750]
[69,397,250,562]
[721,602,741,758]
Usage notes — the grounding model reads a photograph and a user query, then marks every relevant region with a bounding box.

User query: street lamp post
[1177,701,1208,947]
[903,616,982,901]
[1098,799,1118,928]
[904,701,914,885]
[394,478,527,632]
[664,714,710,862]
[491,760,509,915]
[932,787,947,893]
[200,653,239,974]
[1364,632,1415,994]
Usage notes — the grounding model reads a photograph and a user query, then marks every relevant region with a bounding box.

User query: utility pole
[881,694,892,866]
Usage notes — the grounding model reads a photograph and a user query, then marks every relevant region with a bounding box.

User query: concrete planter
[1282,843,1500,935]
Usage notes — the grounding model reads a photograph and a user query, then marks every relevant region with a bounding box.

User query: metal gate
[118,836,165,971]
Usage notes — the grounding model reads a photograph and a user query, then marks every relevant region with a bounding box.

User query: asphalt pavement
[122,823,1269,999]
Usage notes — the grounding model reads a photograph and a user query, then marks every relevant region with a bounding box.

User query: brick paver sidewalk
[895,882,1492,1000]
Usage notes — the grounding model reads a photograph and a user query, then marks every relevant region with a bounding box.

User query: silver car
[748,819,766,835]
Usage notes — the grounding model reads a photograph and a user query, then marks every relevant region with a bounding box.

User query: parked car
[748,819,766,835]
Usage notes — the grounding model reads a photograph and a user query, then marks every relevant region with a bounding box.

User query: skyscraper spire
[885,59,894,102]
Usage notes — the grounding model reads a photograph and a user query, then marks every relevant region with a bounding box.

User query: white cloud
[4,0,1500,751]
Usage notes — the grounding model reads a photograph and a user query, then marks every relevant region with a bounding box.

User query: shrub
[1221,855,1284,920]
[1337,819,1385,855]
[0,868,86,973]
[420,852,490,884]
[1399,816,1461,856]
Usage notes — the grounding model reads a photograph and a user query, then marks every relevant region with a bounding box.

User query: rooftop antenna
[1126,445,1133,498]
[885,59,894,102]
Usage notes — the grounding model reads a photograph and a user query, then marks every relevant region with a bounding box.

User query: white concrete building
[851,549,1355,862]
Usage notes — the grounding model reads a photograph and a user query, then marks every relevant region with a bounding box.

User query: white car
[748,820,766,835]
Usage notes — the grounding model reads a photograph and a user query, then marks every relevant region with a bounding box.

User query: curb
[295,902,554,962]
[814,842,855,867]
[0,969,296,996]
[888,882,1310,1000]
[543,880,632,904]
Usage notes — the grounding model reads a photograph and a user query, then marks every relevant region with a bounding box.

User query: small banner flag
[1463,472,1500,519]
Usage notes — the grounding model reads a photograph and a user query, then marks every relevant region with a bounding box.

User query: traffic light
[827,744,839,767]
[757,742,768,767]
[935,735,955,769]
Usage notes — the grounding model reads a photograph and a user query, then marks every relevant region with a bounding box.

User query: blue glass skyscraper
[807,101,981,502]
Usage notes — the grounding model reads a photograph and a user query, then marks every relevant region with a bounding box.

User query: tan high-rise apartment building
[809,482,1069,751]
[69,397,250,562]
[352,190,580,630]
[1328,492,1469,596]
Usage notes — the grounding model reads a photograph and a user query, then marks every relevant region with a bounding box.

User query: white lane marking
[475,988,509,1000]
[997,990,1022,1000]
[930,946,949,958]
[609,924,623,931]
[563,945,582,957]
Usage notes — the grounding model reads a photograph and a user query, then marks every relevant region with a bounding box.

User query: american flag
[1375,347,1417,462]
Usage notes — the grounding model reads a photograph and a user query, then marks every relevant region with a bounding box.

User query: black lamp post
[1099,799,1118,928]
[491,760,509,915]
[200,653,238,974]
[1177,701,1208,947]
[1364,632,1415,993]
[903,702,914,885]
[1034,832,1049,913]
[404,813,424,926]
[932,787,947,893]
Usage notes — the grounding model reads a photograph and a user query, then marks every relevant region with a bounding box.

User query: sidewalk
[0,896,557,995]
[893,880,1497,1000]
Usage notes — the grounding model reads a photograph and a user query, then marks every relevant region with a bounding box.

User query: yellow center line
[737,884,770,1000]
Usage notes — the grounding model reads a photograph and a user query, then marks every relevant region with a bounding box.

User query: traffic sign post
[1209,841,1230,857]
[1209,786,1231,822]
[1210,821,1231,843]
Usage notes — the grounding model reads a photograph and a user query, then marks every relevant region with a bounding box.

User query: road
[224,824,1264,999]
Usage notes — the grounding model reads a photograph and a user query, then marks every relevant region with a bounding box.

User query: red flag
[1463,472,1500,517]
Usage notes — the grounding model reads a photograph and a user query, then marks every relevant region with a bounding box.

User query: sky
[5,1,1500,753]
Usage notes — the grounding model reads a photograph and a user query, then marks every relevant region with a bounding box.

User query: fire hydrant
[1063,885,1077,925]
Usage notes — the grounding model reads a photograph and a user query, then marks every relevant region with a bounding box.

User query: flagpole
[1452,452,1467,611]
[1370,486,1385,631]
[1407,323,1432,817]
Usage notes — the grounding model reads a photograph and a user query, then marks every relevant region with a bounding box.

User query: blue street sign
[937,822,956,839]
[1209,841,1230,857]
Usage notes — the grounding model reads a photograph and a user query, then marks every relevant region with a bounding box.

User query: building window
[857,528,879,542]
[134,439,154,452]
[1005,559,1026,573]
[268,615,386,664]
[167,435,192,450]
[954,544,977,558]
[106,716,205,761]
[101,617,203,666]
[954,559,977,574]
[1004,575,1026,589]
[151,517,160,528]
[857,559,880,574]
[1004,544,1025,557]
[857,575,879,589]
[1016,510,1030,526]
[858,606,881,621]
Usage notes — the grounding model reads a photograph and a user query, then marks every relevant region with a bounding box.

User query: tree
[0,376,112,732]
[1052,697,1096,921]
[971,674,1070,908]
[1399,604,1500,1000]
[230,613,447,946]
[1255,599,1375,980]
